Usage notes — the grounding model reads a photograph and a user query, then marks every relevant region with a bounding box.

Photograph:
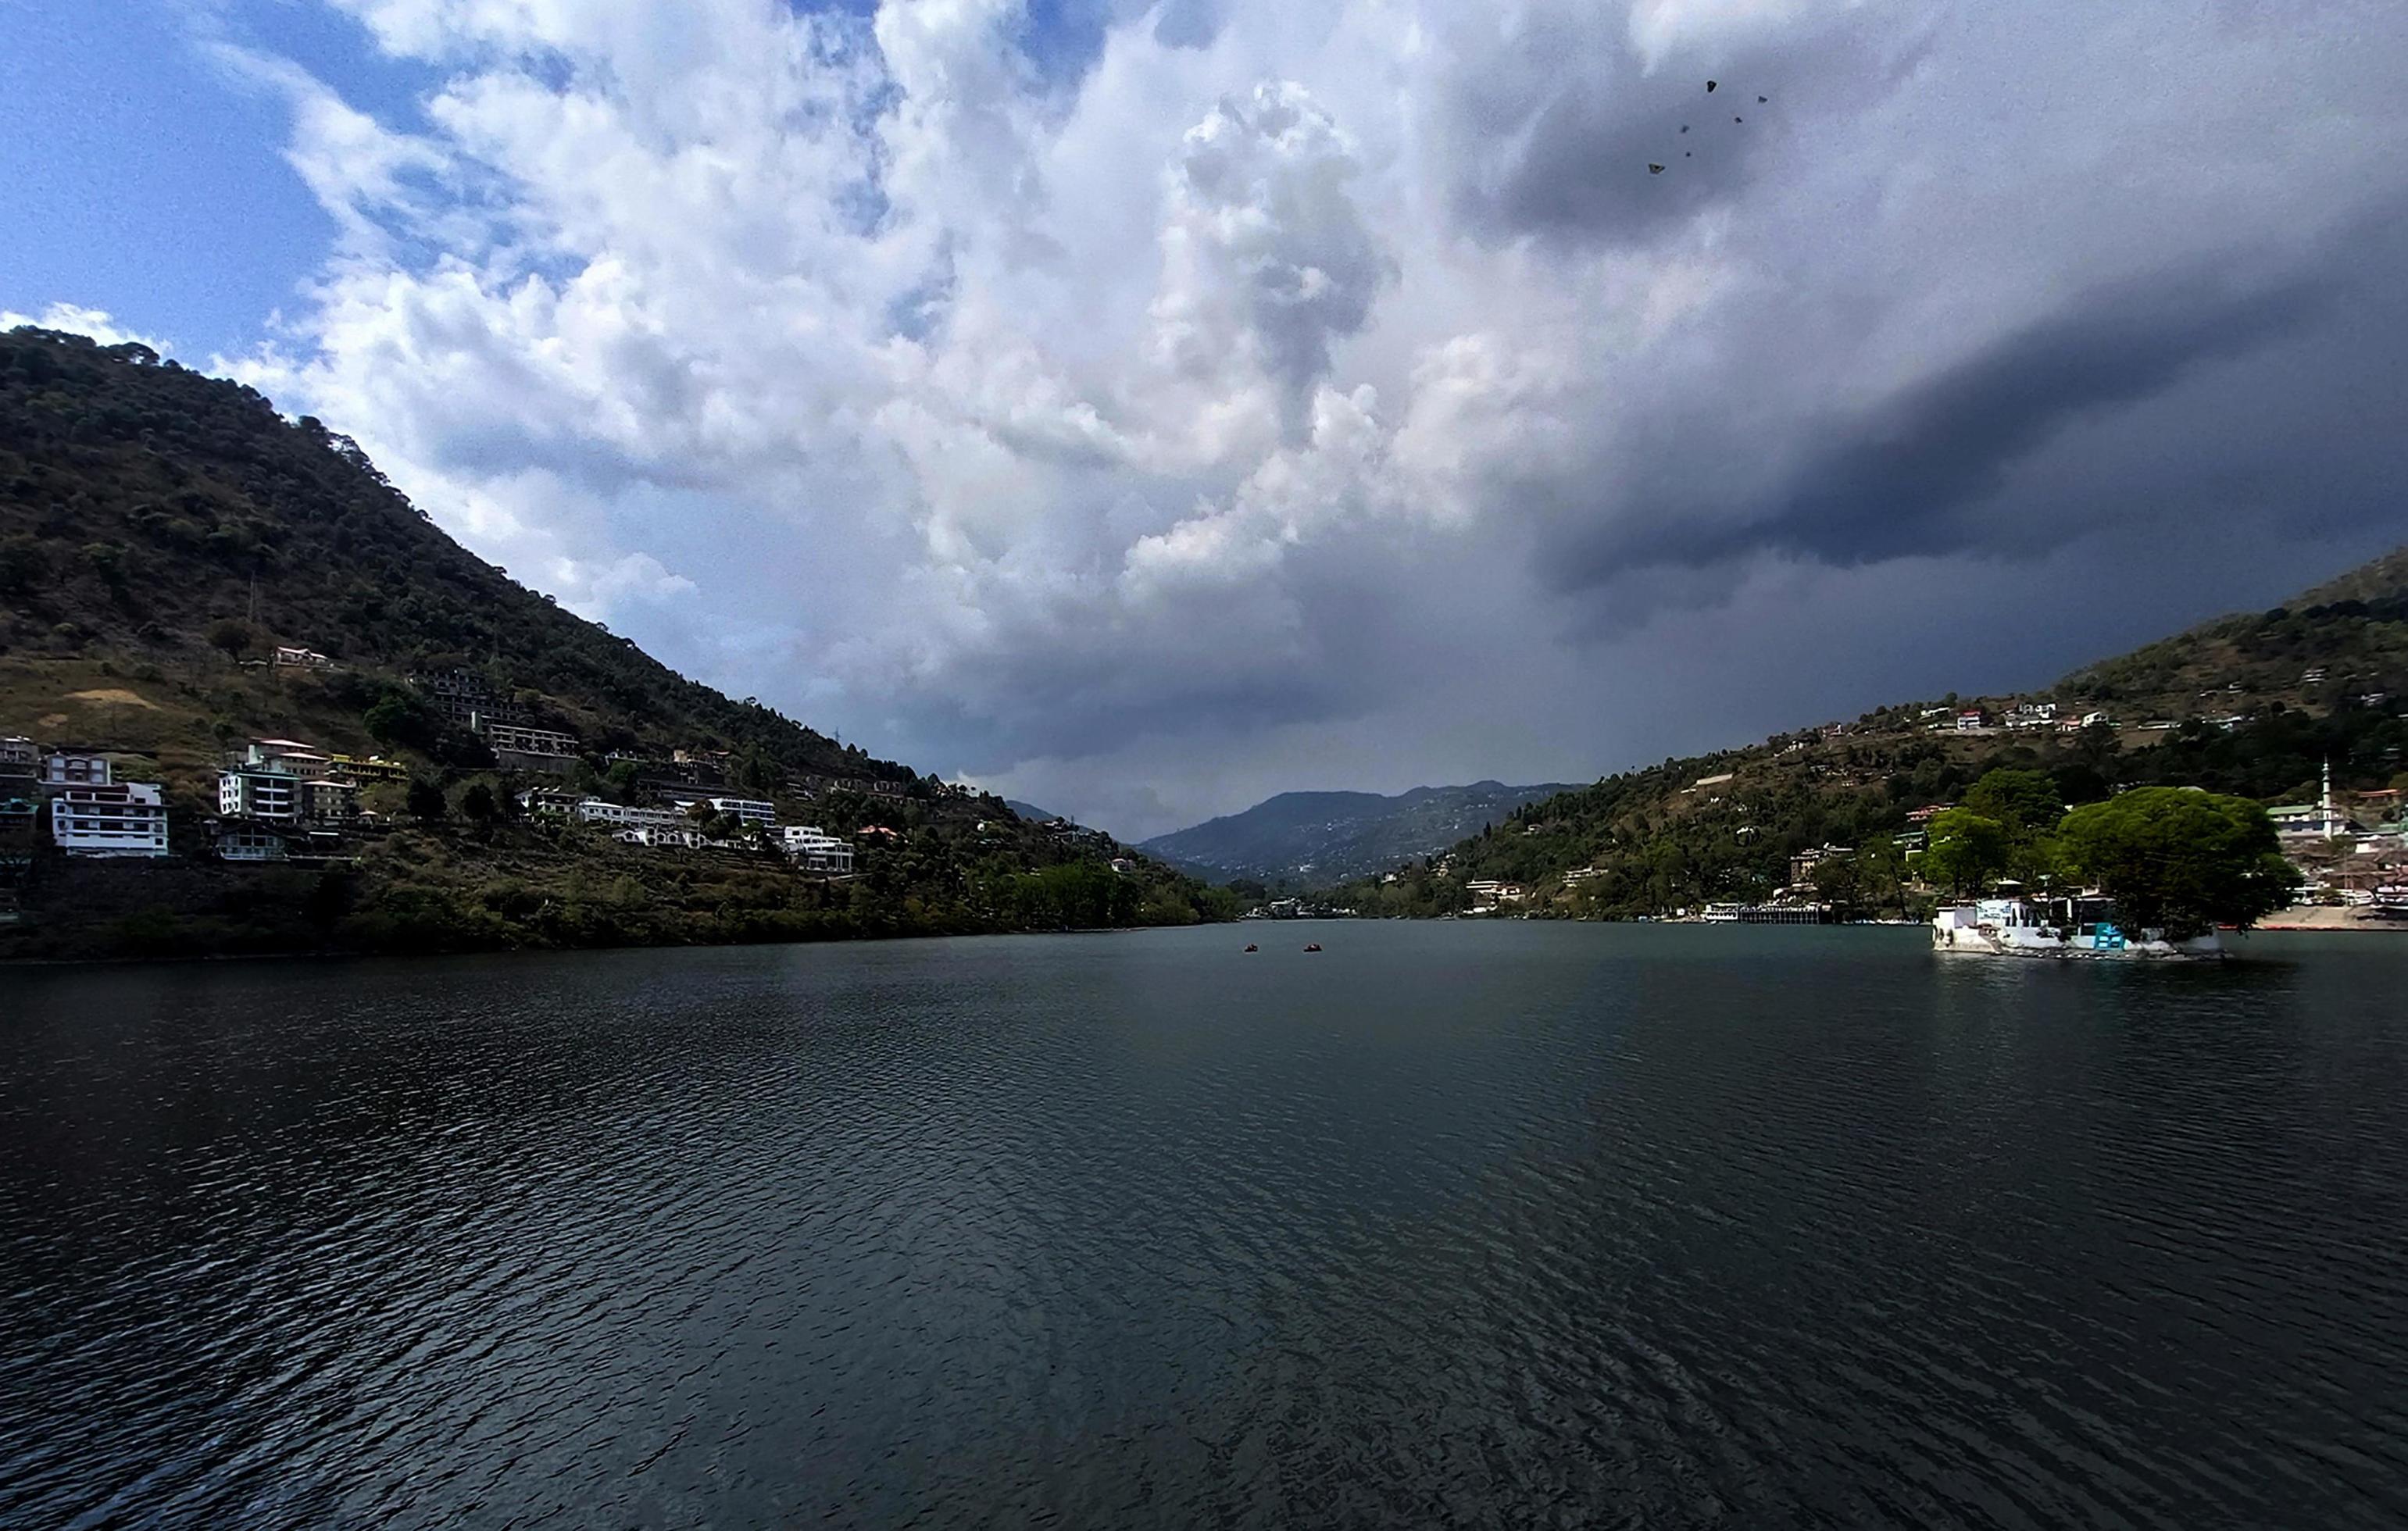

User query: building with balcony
[780,825,854,873]
[51,781,169,858]
[220,766,300,821]
[476,717,578,758]
[563,798,707,848]
[213,824,290,862]
[327,752,410,783]
[301,777,358,823]
[412,669,527,728]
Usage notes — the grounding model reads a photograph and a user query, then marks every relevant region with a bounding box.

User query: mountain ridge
[1141,780,1581,888]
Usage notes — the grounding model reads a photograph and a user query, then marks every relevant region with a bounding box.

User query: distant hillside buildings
[23,751,172,859]
[521,790,856,872]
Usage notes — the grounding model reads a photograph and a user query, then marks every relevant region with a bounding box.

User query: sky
[4,0,2406,839]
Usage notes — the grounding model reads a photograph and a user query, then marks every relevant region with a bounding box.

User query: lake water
[3,924,2405,1528]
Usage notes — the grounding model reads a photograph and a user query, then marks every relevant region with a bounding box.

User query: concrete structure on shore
[1932,898,2221,959]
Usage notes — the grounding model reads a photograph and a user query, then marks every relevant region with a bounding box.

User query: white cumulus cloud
[75,0,2403,836]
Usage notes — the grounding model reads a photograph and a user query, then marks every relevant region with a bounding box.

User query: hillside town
[0,669,906,929]
[2,721,872,879]
[1336,661,2408,928]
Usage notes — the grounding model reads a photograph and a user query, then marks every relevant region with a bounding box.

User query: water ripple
[3,926,2406,1526]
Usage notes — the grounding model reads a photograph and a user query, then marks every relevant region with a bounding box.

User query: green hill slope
[0,327,1233,958]
[1337,546,2408,919]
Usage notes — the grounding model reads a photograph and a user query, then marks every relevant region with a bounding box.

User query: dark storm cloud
[1602,268,2325,571]
[1540,193,2408,610]
[1447,4,1925,248]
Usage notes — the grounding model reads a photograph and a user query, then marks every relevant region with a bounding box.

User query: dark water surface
[4,924,2406,1528]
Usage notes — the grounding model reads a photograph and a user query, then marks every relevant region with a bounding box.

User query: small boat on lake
[1303,942,1322,952]
[1244,943,1258,952]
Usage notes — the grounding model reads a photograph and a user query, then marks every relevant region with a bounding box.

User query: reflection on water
[3,926,2404,1526]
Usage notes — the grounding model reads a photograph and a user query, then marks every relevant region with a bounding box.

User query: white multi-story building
[570,798,689,832]
[702,796,776,825]
[51,781,169,858]
[567,798,709,848]
[220,748,357,824]
[220,766,300,821]
[781,825,854,873]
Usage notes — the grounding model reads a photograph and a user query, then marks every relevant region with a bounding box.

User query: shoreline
[2253,907,2408,933]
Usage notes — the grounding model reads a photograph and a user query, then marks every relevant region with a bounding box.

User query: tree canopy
[1962,768,2065,840]
[2056,788,2299,937]
[1924,808,2010,895]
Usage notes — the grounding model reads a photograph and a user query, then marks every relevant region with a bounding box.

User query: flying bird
[1649,163,1666,174]
[1706,80,1718,92]
[1759,95,1769,103]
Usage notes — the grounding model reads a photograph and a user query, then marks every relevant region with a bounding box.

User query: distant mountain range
[1004,799,1061,824]
[1139,781,1581,887]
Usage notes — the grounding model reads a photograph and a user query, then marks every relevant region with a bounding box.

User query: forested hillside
[0,327,1234,958]
[0,327,901,777]
[1338,546,2408,919]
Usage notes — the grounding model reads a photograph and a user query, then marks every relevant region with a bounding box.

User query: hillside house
[247,739,334,777]
[1789,844,1853,884]
[1467,879,1528,911]
[51,781,169,858]
[555,797,715,848]
[219,766,298,822]
[781,825,855,873]
[675,796,773,826]
[413,669,529,729]
[272,646,333,669]
[327,752,409,783]
[0,736,34,782]
[41,751,111,788]
[475,718,578,760]
[212,825,290,862]
[302,778,358,823]
[220,746,359,825]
